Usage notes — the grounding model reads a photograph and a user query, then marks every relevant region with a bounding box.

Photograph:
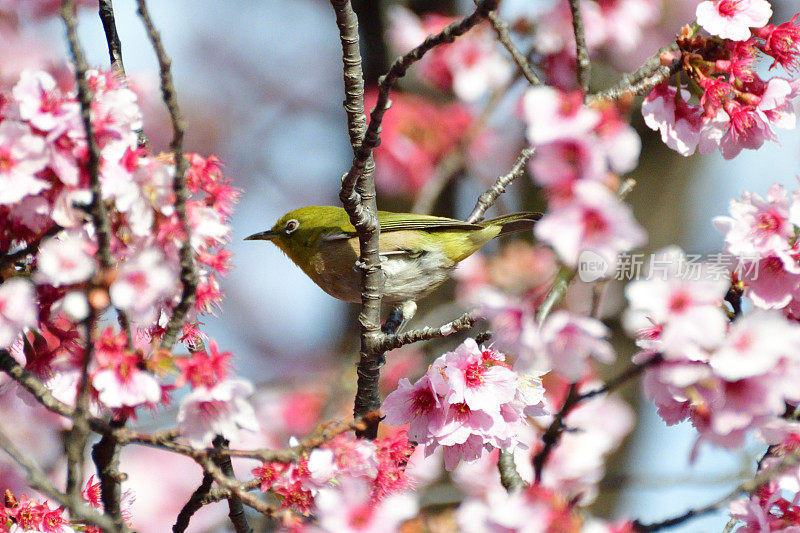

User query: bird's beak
[244,230,276,241]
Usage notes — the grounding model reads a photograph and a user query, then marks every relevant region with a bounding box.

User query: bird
[245,206,539,325]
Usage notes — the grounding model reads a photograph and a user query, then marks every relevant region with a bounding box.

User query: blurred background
[1,0,799,530]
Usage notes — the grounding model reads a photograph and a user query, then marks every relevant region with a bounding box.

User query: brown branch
[92,419,127,530]
[532,382,580,481]
[212,436,252,533]
[0,425,129,532]
[567,0,590,94]
[173,472,214,533]
[578,354,663,402]
[634,451,800,532]
[377,313,476,353]
[195,456,275,517]
[467,147,534,224]
[486,10,541,85]
[0,224,62,272]
[498,449,527,492]
[98,0,124,73]
[135,0,197,352]
[588,43,679,104]
[331,0,499,440]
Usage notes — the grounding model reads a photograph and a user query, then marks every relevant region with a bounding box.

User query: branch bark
[567,0,590,94]
[467,147,534,224]
[135,0,198,352]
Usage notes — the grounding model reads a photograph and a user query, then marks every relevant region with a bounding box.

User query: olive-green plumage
[246,206,539,305]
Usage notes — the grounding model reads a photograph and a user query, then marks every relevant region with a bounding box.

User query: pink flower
[641,84,703,156]
[177,378,259,447]
[535,180,647,268]
[109,248,178,326]
[624,247,730,361]
[713,184,794,258]
[696,0,772,41]
[754,15,800,71]
[743,253,800,309]
[538,311,615,381]
[314,478,418,533]
[12,70,78,134]
[34,231,96,287]
[0,120,49,205]
[439,338,517,413]
[382,375,445,444]
[710,310,800,380]
[523,87,600,145]
[0,277,37,348]
[529,137,607,204]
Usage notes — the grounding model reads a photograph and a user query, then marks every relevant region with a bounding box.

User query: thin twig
[532,382,580,481]
[535,265,574,324]
[195,456,275,517]
[634,452,800,532]
[567,0,590,94]
[135,0,197,352]
[578,354,663,402]
[485,11,541,85]
[498,449,527,492]
[0,224,62,271]
[587,43,679,104]
[59,0,110,499]
[98,0,124,73]
[0,425,128,532]
[467,147,534,223]
[377,313,476,353]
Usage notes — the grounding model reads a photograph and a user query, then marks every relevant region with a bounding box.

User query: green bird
[245,206,539,318]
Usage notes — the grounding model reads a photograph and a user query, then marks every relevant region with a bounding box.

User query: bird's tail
[479,211,541,236]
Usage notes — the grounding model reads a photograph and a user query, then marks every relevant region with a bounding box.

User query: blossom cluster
[0,68,248,428]
[523,86,647,269]
[381,338,546,471]
[625,246,800,449]
[252,431,417,529]
[643,6,800,159]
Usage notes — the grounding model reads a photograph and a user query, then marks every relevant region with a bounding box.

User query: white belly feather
[380,249,453,304]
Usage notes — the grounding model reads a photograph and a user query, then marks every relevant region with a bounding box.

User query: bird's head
[245,206,351,268]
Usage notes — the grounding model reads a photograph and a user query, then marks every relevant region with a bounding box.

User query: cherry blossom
[523,87,600,145]
[34,231,96,287]
[535,180,647,268]
[696,0,772,41]
[0,120,49,205]
[177,378,259,447]
[108,248,178,326]
[537,311,615,381]
[0,277,37,348]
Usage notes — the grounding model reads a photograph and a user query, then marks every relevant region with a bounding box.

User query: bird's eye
[285,219,299,234]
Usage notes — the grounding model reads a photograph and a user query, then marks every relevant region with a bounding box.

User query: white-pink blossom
[109,248,178,325]
[710,310,800,381]
[523,87,600,145]
[713,184,794,258]
[696,0,772,41]
[0,277,38,348]
[313,478,418,533]
[642,85,703,156]
[381,375,445,444]
[538,311,615,381]
[12,70,78,134]
[177,379,259,447]
[93,366,161,410]
[535,180,647,268]
[624,247,730,361]
[0,120,49,205]
[34,231,96,287]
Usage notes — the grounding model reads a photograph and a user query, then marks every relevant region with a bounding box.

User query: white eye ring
[285,219,299,234]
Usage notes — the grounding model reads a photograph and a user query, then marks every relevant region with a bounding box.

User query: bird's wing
[319,216,481,240]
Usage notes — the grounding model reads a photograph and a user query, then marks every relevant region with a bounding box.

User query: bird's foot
[382,301,417,335]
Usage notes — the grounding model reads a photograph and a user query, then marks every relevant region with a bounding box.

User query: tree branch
[92,419,127,530]
[0,425,129,532]
[212,436,252,533]
[467,147,534,224]
[377,313,476,353]
[485,11,541,85]
[567,0,590,94]
[498,449,527,492]
[587,43,679,104]
[98,0,124,73]
[532,382,580,481]
[173,472,214,533]
[634,451,800,532]
[135,0,197,352]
